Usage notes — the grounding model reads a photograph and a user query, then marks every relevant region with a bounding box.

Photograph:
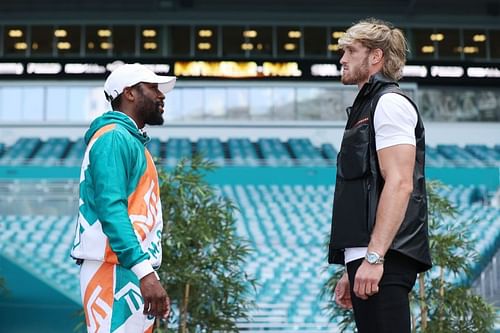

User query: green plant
[321,180,496,332]
[320,266,357,333]
[156,155,257,333]
[412,180,496,333]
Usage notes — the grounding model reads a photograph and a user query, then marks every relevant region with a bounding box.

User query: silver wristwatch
[365,251,385,265]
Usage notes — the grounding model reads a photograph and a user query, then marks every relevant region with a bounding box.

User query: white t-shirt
[344,93,417,264]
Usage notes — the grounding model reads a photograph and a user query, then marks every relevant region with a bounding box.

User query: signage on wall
[0,59,499,83]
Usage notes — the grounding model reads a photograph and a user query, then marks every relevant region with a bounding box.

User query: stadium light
[243,30,257,38]
[54,29,67,38]
[472,34,486,42]
[97,29,112,37]
[57,42,71,50]
[241,43,253,50]
[328,44,340,51]
[197,42,211,50]
[198,29,213,38]
[8,29,23,38]
[430,33,444,41]
[143,42,157,50]
[421,45,435,53]
[100,42,112,50]
[463,46,479,54]
[332,31,345,39]
[142,29,157,38]
[14,42,27,50]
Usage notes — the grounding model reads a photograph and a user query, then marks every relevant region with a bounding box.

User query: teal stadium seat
[196,137,225,166]
[465,144,500,166]
[147,137,162,161]
[258,138,294,166]
[165,138,192,167]
[63,138,86,166]
[436,144,486,167]
[320,143,337,163]
[31,138,71,166]
[287,138,327,166]
[0,137,41,165]
[228,138,259,166]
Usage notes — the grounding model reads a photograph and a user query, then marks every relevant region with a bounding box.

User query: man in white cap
[71,63,176,332]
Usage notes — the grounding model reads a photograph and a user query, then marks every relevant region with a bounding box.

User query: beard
[341,57,370,85]
[143,102,164,125]
[136,90,165,126]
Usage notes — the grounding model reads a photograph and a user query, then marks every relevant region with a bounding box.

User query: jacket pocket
[330,177,371,250]
[337,124,370,180]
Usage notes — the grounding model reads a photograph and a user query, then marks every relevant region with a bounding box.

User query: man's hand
[353,260,384,300]
[334,271,353,309]
[140,272,170,318]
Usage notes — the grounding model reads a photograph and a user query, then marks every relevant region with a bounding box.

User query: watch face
[366,252,378,263]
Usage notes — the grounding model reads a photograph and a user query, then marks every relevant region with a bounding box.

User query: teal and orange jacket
[71,111,163,279]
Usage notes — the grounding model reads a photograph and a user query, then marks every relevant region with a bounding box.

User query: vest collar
[360,72,398,97]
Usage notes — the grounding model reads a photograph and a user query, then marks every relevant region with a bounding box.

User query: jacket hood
[84,111,150,145]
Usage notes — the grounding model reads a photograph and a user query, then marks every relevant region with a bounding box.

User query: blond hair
[339,18,408,81]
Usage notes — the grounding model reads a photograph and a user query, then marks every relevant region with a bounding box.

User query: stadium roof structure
[0,0,498,27]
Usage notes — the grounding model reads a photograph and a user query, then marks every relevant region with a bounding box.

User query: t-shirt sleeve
[373,93,418,151]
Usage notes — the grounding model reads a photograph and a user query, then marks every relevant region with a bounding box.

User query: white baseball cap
[104,63,176,102]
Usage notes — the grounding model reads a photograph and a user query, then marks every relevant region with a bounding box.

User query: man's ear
[370,48,384,65]
[122,87,135,102]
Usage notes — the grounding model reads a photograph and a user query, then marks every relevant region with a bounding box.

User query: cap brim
[157,76,176,94]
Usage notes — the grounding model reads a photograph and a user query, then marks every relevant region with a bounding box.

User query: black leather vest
[328,73,432,272]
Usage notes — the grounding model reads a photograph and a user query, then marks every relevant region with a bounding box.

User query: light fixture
[14,42,28,50]
[328,44,340,51]
[31,43,39,50]
[100,42,112,49]
[243,30,257,38]
[87,42,95,49]
[142,29,157,38]
[143,42,157,50]
[463,46,479,54]
[8,29,23,38]
[198,29,213,38]
[57,42,72,50]
[284,43,296,51]
[430,33,444,42]
[288,30,301,38]
[472,34,486,42]
[197,42,211,50]
[241,43,254,50]
[421,45,435,53]
[97,29,112,37]
[54,29,67,38]
[332,31,345,39]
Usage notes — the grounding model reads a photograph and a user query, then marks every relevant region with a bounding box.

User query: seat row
[1,137,499,167]
[0,183,498,328]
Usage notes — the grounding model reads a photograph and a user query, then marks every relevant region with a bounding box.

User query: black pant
[346,251,418,333]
